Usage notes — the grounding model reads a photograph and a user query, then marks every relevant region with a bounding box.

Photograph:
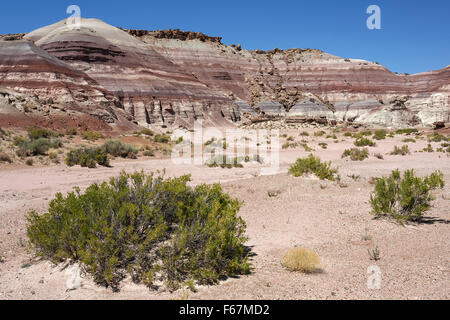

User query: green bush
[373,130,387,140]
[370,169,444,223]
[396,128,418,135]
[81,130,105,141]
[154,134,170,144]
[103,140,138,159]
[206,155,244,169]
[318,142,328,149]
[342,148,369,161]
[66,147,109,168]
[314,130,326,137]
[27,127,59,140]
[354,137,376,147]
[289,154,337,181]
[423,144,434,153]
[428,132,448,143]
[26,171,250,291]
[390,145,410,156]
[16,138,62,157]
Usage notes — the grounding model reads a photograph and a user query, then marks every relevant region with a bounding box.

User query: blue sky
[1,0,448,74]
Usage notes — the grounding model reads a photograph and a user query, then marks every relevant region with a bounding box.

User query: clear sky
[1,0,448,74]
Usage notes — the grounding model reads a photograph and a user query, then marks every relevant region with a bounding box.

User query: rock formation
[0,18,448,130]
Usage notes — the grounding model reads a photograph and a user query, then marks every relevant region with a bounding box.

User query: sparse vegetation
[374,153,384,160]
[370,169,444,223]
[373,129,387,140]
[396,128,418,135]
[318,142,328,149]
[81,130,105,141]
[354,137,376,147]
[206,155,244,169]
[26,171,250,292]
[342,148,369,161]
[390,145,410,156]
[289,154,338,181]
[281,248,320,273]
[103,140,138,159]
[154,134,170,144]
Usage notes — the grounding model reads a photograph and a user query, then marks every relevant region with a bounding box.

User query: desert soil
[0,130,449,300]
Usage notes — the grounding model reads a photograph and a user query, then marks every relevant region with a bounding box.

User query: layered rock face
[0,18,448,130]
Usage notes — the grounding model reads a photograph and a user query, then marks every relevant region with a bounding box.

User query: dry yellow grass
[281,247,320,273]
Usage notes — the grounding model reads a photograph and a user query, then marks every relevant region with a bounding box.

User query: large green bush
[66,146,109,168]
[16,138,62,157]
[103,140,138,159]
[289,154,338,181]
[26,171,250,291]
[370,169,444,223]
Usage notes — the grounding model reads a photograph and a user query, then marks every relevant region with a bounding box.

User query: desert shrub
[143,150,155,157]
[402,138,416,143]
[66,147,109,168]
[287,136,295,142]
[16,138,62,157]
[25,159,33,166]
[281,248,320,273]
[289,154,337,181]
[373,129,387,140]
[81,130,105,141]
[354,137,376,147]
[370,169,444,223]
[343,132,353,137]
[422,144,434,153]
[314,130,326,137]
[342,148,369,161]
[206,155,244,169]
[0,152,12,163]
[428,132,449,143]
[326,134,337,139]
[26,171,250,291]
[396,128,418,135]
[137,129,154,137]
[390,145,410,156]
[299,131,309,137]
[64,128,77,136]
[103,140,138,159]
[154,134,170,144]
[318,142,328,149]
[27,127,59,140]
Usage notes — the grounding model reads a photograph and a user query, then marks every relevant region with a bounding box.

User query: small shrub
[402,138,416,143]
[370,169,444,223]
[289,154,337,181]
[154,134,170,144]
[396,128,418,135]
[299,131,309,137]
[390,145,410,156]
[81,130,105,141]
[64,128,77,136]
[16,138,62,157]
[422,144,434,153]
[281,248,320,273]
[428,132,448,143]
[27,127,59,140]
[103,140,138,159]
[26,171,250,291]
[206,155,244,169]
[314,130,325,137]
[25,159,33,166]
[343,132,353,137]
[143,150,155,157]
[66,147,109,168]
[373,129,387,140]
[318,142,328,149]
[138,129,154,137]
[354,137,376,147]
[342,148,369,161]
[368,246,380,261]
[287,136,295,142]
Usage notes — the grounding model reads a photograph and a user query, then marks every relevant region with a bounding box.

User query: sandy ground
[0,131,449,300]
